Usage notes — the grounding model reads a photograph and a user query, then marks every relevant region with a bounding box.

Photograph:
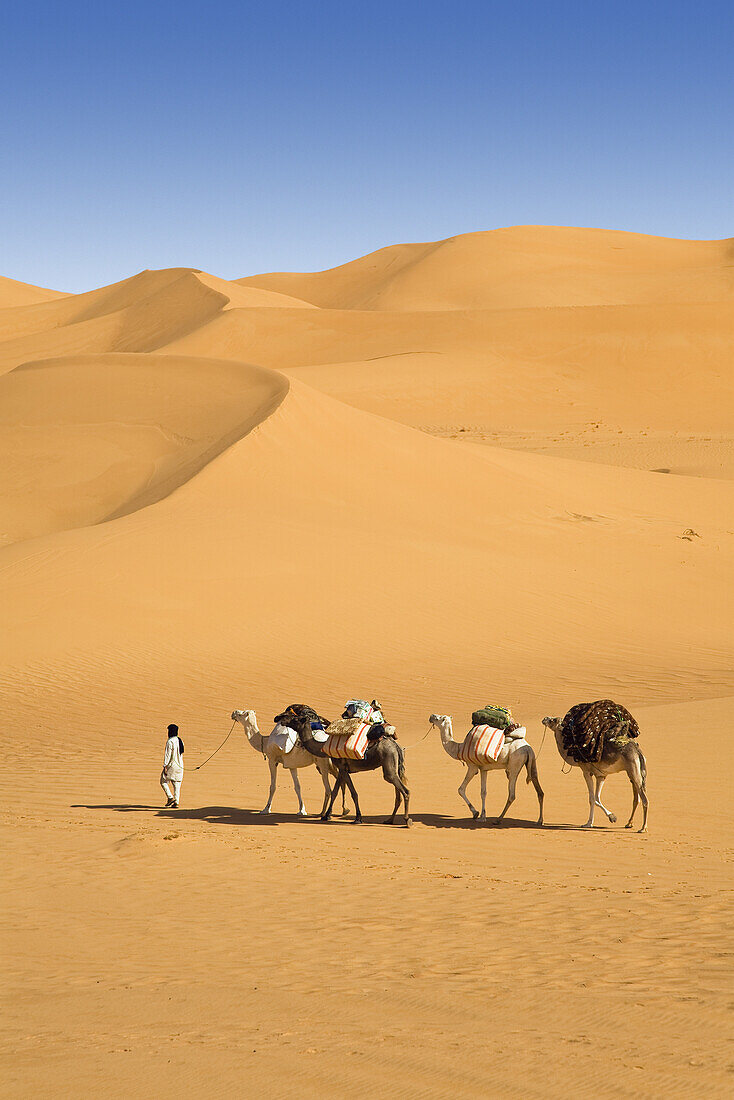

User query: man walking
[160,723,185,808]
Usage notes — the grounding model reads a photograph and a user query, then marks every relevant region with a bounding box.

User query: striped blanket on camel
[458,725,506,766]
[319,717,372,761]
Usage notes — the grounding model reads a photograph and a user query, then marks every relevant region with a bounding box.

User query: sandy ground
[1,227,733,1098]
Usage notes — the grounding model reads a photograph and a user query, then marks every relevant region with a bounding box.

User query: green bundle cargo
[471,704,513,731]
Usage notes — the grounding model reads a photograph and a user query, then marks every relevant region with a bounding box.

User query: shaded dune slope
[0,353,288,546]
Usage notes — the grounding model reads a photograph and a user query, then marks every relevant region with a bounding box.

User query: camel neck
[438,721,455,748]
[242,721,264,752]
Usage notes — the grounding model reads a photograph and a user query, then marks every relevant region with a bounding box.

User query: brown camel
[542,715,649,831]
[275,712,411,827]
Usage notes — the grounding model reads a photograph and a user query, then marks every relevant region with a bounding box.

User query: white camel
[429,714,544,825]
[231,709,347,817]
[541,716,649,831]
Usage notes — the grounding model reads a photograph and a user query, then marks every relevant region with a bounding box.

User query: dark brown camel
[275,712,412,827]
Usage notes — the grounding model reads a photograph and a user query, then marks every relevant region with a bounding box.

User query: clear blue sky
[1,0,732,291]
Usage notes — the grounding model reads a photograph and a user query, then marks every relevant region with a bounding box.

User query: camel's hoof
[582,823,593,829]
[259,808,271,815]
[353,818,363,825]
[471,810,479,820]
[405,818,413,828]
[608,813,617,824]
[320,815,330,823]
[298,810,308,817]
[625,822,633,829]
[637,827,647,833]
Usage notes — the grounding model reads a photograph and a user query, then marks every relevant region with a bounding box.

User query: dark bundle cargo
[561,700,640,764]
[277,703,331,730]
[471,704,513,731]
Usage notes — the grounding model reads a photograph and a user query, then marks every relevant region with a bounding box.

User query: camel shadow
[73,803,337,827]
[161,806,322,826]
[413,813,546,830]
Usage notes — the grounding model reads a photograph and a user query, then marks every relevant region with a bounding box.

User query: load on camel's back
[462,704,528,765]
[342,699,387,725]
[274,703,331,752]
[322,699,397,760]
[559,699,640,764]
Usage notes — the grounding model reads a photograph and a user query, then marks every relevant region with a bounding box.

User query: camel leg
[290,768,307,816]
[340,773,349,817]
[458,765,480,819]
[479,769,488,822]
[496,750,528,823]
[384,764,411,827]
[385,784,401,825]
[495,768,520,823]
[625,784,639,829]
[581,768,596,828]
[318,762,332,817]
[261,758,278,814]
[527,750,545,825]
[624,752,649,832]
[343,771,362,823]
[594,775,617,824]
[321,769,344,821]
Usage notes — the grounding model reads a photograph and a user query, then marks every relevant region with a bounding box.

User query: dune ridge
[238,226,734,310]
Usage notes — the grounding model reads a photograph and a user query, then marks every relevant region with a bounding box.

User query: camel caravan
[230,698,649,831]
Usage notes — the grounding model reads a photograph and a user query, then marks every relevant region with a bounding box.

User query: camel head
[542,716,562,733]
[232,709,259,732]
[429,714,452,733]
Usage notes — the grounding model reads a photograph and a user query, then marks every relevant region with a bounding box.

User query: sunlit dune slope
[238,226,734,310]
[0,274,67,308]
[0,354,287,545]
[165,297,734,476]
[1,372,731,723]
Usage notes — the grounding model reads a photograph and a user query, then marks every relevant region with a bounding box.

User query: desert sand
[1,227,732,1098]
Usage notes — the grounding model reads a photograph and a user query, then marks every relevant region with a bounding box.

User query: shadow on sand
[73,804,613,831]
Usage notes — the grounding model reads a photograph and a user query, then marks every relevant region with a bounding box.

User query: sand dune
[238,226,734,310]
[2,226,732,1098]
[0,268,314,373]
[0,274,66,308]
